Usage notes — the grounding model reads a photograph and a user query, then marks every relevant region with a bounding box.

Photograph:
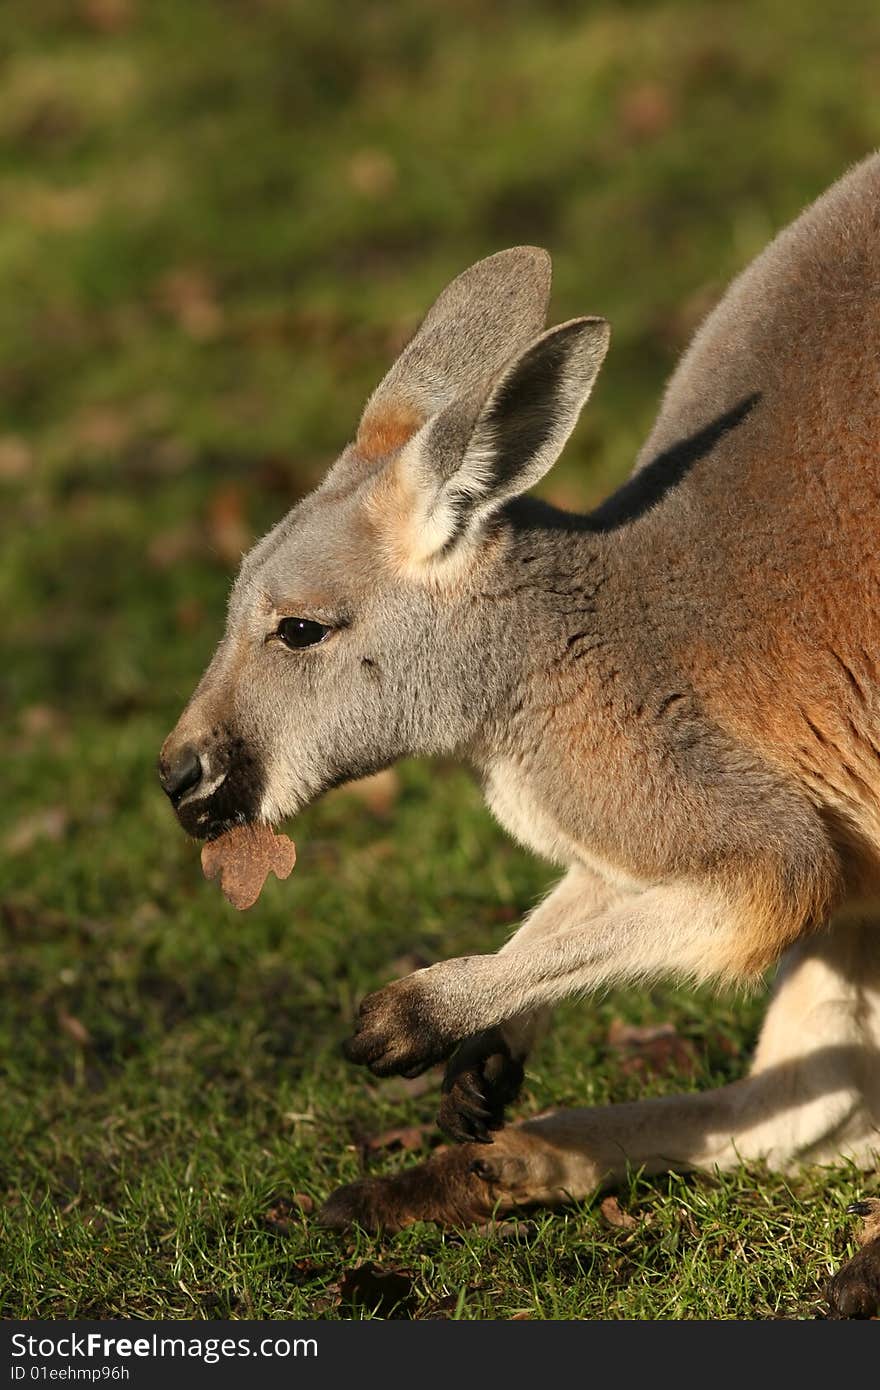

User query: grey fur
[362,245,552,424]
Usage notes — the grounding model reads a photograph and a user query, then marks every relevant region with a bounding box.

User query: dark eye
[276,617,332,649]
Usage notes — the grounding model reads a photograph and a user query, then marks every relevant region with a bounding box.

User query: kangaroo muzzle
[159,720,266,840]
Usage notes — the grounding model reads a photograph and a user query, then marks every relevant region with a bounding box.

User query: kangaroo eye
[276,617,331,649]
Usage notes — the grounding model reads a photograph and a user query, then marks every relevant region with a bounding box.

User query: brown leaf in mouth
[200,824,296,910]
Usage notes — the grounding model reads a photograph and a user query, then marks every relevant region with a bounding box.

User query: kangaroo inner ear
[403,316,610,560]
[465,316,610,501]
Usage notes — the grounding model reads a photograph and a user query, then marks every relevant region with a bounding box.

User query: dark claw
[438,1074,496,1143]
[438,1028,525,1144]
[441,1103,493,1145]
[456,1075,492,1114]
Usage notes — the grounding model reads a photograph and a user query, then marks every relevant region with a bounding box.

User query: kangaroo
[159,156,880,1279]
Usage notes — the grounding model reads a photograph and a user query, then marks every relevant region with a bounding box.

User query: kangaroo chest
[482,754,645,892]
[483,756,577,865]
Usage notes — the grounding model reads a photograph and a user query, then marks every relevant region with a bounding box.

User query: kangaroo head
[159,248,609,839]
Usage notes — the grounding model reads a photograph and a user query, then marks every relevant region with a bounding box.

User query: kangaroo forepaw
[342,972,458,1078]
[438,1028,525,1144]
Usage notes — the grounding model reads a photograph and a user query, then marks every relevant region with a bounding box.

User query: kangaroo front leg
[343,854,834,1077]
[323,919,879,1235]
[438,867,623,1141]
[343,864,621,1082]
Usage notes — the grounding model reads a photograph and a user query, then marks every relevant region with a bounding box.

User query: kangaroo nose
[159,746,203,805]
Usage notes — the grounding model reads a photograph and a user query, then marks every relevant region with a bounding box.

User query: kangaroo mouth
[177,796,261,842]
[173,744,266,842]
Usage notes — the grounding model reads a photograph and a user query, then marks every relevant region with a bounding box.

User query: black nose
[159,746,203,805]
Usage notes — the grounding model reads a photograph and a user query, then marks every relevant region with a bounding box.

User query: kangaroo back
[638,153,880,481]
[626,153,880,864]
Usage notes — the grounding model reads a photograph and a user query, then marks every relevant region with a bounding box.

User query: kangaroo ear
[355,247,551,461]
[400,317,610,561]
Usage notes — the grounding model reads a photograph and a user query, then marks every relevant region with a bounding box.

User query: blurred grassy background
[2,0,879,1319]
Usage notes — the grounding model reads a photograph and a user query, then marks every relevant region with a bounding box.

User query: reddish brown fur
[318,1145,501,1234]
[356,399,423,461]
[827,1201,880,1318]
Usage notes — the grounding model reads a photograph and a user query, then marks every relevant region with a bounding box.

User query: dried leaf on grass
[347,149,398,199]
[474,1219,537,1241]
[72,405,132,455]
[147,524,201,571]
[205,484,251,566]
[0,436,33,480]
[607,1018,699,1079]
[175,597,206,633]
[5,807,69,855]
[19,705,67,739]
[679,1208,700,1239]
[600,1195,639,1231]
[338,1263,416,1318]
[363,1123,435,1155]
[57,1010,92,1048]
[618,81,675,142]
[79,0,136,34]
[156,267,223,340]
[263,1194,314,1234]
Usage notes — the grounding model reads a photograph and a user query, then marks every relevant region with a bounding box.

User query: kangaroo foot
[317,1126,550,1235]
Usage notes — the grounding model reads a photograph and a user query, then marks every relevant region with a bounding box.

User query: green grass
[1,0,878,1319]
